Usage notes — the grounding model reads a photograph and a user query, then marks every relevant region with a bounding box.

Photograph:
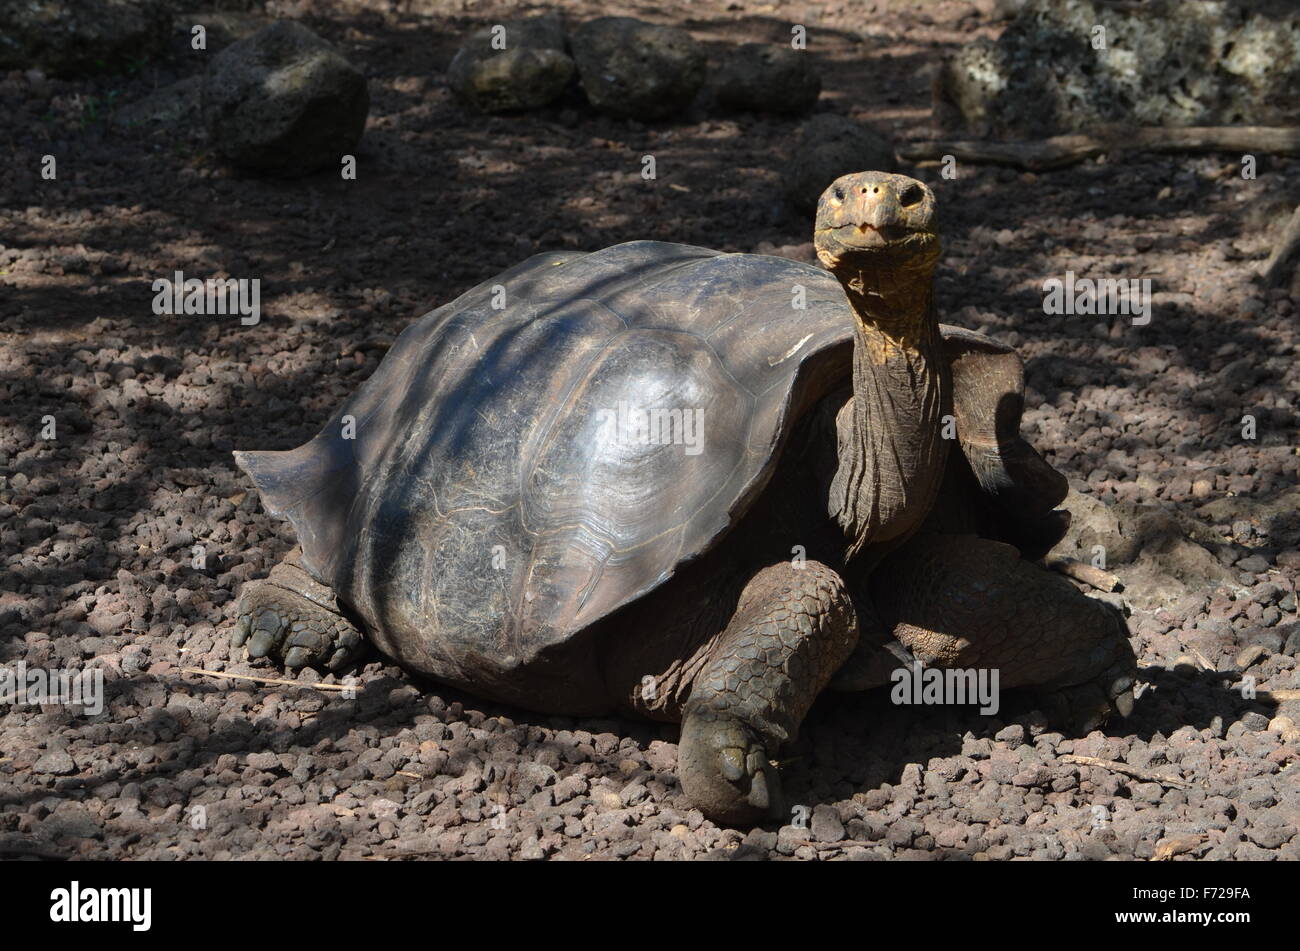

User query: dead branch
[900,126,1300,172]
[1060,754,1193,788]
[1152,834,1207,861]
[1048,558,1122,592]
[179,666,352,692]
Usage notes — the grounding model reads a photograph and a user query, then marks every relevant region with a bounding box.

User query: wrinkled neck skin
[830,264,950,562]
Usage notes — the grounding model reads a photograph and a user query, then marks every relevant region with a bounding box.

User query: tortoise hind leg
[679,561,858,825]
[871,534,1137,733]
[231,548,367,672]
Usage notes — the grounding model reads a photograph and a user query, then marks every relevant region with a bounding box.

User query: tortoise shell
[235,240,1062,696]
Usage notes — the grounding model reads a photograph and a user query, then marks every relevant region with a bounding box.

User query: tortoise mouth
[816,224,939,264]
[825,222,913,249]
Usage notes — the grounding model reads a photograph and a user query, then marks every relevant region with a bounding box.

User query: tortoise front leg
[679,560,858,825]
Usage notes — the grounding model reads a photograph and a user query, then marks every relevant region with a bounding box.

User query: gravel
[1,0,1297,861]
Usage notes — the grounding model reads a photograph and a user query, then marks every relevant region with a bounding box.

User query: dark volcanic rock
[938,0,1300,136]
[713,44,821,114]
[782,114,896,215]
[201,21,370,176]
[0,0,170,75]
[571,17,706,120]
[448,15,574,113]
[0,0,170,76]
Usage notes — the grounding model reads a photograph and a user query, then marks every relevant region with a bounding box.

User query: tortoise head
[813,171,941,291]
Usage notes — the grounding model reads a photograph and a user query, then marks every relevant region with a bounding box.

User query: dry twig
[1152,834,1207,861]
[179,667,352,692]
[1060,754,1193,788]
[1048,558,1122,592]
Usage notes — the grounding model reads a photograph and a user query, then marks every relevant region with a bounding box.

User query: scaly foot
[231,553,366,672]
[678,707,783,826]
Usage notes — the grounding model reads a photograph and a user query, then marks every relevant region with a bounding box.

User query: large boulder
[447,14,574,113]
[0,0,170,76]
[201,21,369,177]
[713,44,821,114]
[938,0,1300,137]
[571,17,706,120]
[782,114,896,216]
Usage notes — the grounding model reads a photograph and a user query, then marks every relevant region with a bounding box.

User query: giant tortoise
[232,171,1137,824]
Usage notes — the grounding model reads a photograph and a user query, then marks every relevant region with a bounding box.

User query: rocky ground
[1,0,1298,861]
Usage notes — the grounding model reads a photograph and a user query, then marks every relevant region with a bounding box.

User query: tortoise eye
[832,187,844,202]
[898,183,924,207]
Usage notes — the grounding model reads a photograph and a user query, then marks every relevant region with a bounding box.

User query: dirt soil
[2,0,1298,861]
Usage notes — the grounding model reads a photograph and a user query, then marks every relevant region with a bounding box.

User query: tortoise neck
[831,279,950,561]
[840,267,938,357]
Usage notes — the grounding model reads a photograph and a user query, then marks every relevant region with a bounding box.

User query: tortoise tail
[233,434,359,583]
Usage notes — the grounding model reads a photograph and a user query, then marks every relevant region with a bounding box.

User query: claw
[287,627,328,651]
[747,767,771,811]
[247,626,279,659]
[231,615,250,648]
[720,748,745,782]
[283,646,312,668]
[1112,676,1136,717]
[883,640,919,667]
